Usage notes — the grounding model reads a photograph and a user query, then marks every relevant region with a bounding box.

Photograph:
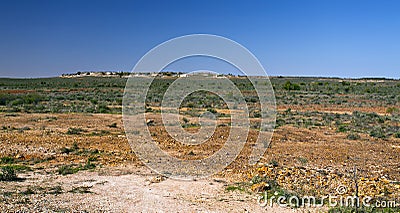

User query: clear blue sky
[0,0,399,78]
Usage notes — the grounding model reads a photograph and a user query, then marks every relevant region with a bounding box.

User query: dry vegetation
[0,75,399,212]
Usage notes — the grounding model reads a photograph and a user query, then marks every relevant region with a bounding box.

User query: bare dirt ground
[0,113,284,212]
[1,112,399,212]
[1,165,276,212]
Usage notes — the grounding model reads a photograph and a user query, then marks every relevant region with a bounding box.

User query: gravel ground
[0,165,312,213]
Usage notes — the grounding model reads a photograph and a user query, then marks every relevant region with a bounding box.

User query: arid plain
[1,74,399,212]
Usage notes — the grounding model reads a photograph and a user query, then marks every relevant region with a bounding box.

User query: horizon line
[0,71,399,80]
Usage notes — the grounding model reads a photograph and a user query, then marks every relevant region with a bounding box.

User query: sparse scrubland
[0,75,399,212]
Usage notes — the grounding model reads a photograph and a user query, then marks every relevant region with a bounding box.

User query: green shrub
[67,127,85,135]
[370,128,386,139]
[0,156,15,164]
[83,159,96,170]
[347,133,361,140]
[72,142,79,150]
[283,81,301,91]
[0,166,18,181]
[386,107,399,115]
[58,164,80,175]
[207,108,217,114]
[337,124,348,132]
[269,160,279,167]
[182,117,189,123]
[108,122,117,128]
[252,111,262,118]
[225,185,245,192]
[57,159,96,175]
[60,142,79,154]
[60,147,72,154]
[68,186,92,194]
[297,157,308,165]
[98,104,110,113]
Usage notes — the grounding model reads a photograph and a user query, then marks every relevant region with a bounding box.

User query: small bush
[60,142,79,154]
[252,111,262,118]
[57,159,96,175]
[108,122,117,128]
[67,127,85,135]
[337,124,348,133]
[225,185,244,192]
[60,147,72,154]
[21,187,35,195]
[347,133,361,140]
[283,81,301,91]
[386,107,399,115]
[0,166,18,181]
[182,117,189,124]
[48,186,63,194]
[72,142,79,150]
[297,157,308,165]
[83,161,96,170]
[90,130,110,136]
[207,108,217,114]
[68,186,92,194]
[269,160,279,167]
[58,165,79,175]
[370,128,386,139]
[0,156,14,164]
[4,164,31,172]
[87,156,98,162]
